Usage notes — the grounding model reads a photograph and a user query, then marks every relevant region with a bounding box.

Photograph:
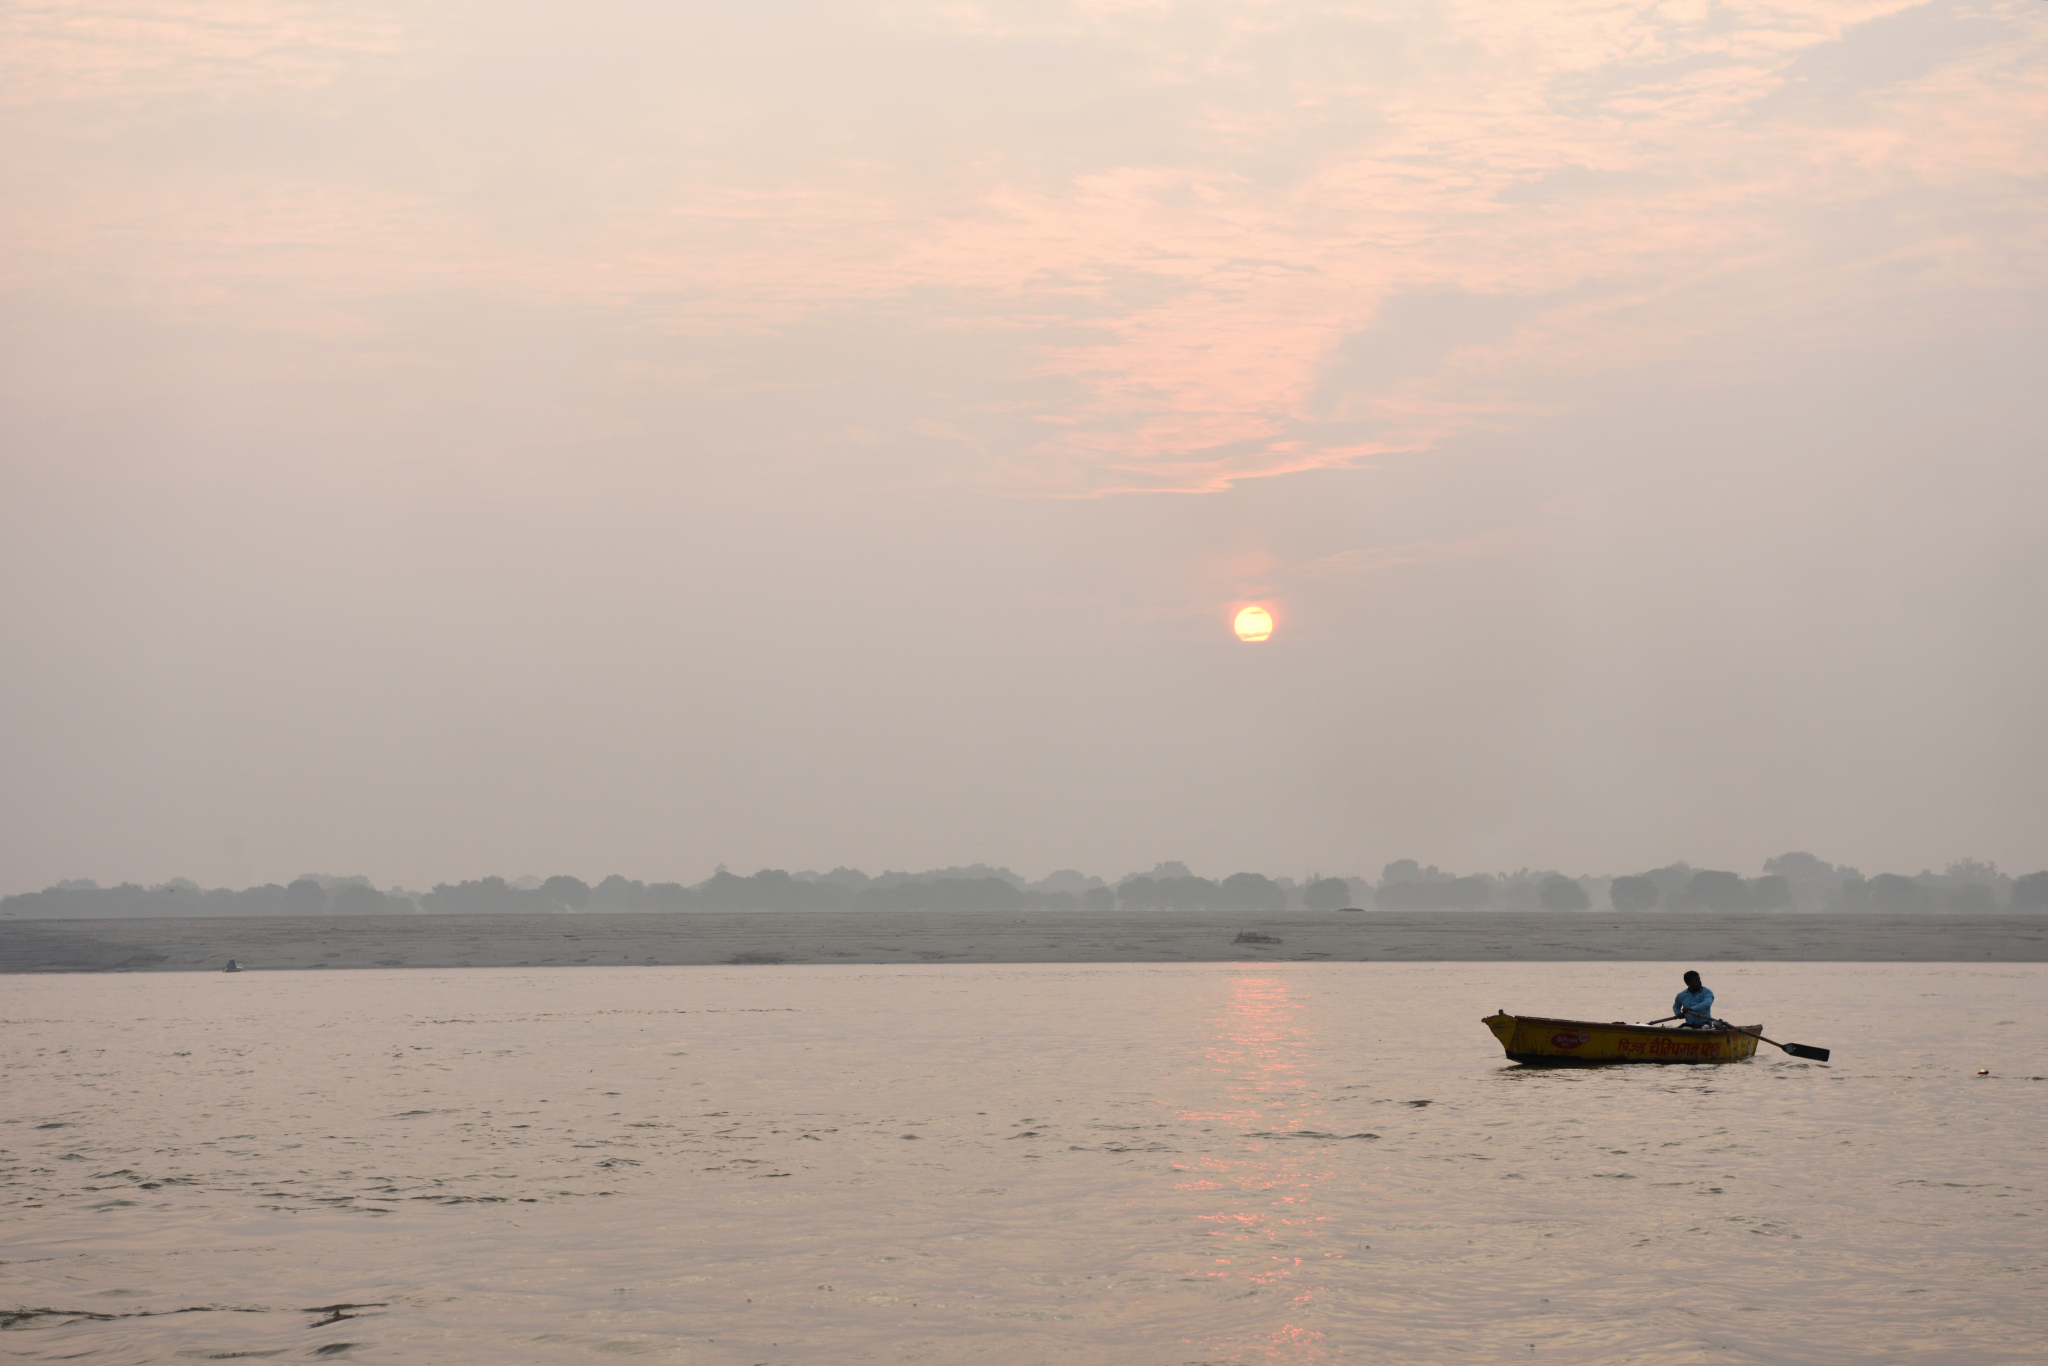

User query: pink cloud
[0,0,405,105]
[6,0,2037,493]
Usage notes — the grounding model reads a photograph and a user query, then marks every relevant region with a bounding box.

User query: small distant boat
[223,959,242,973]
[1484,1012,1762,1064]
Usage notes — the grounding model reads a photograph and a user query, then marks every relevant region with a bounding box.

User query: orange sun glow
[1232,605,1274,643]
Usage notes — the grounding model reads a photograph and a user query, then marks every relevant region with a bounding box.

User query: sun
[1232,604,1274,643]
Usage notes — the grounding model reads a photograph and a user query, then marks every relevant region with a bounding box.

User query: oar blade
[1782,1042,1830,1062]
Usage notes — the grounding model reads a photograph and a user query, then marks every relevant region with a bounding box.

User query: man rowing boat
[1673,970,1715,1028]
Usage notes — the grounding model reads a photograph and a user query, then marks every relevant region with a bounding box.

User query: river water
[3,962,2042,1363]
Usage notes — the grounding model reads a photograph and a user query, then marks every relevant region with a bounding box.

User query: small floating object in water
[1978,1068,1990,1075]
[223,959,242,973]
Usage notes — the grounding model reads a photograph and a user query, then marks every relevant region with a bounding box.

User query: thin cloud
[5,0,2038,496]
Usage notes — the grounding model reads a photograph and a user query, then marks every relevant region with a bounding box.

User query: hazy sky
[3,0,2044,893]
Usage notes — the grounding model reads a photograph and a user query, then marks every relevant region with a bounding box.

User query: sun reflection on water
[1172,973,1349,1360]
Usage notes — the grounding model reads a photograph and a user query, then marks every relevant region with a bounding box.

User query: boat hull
[1484,1013,1762,1064]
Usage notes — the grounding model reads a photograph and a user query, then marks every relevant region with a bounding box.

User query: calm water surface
[3,963,2043,1364]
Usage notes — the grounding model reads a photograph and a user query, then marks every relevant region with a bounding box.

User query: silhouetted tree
[644,882,698,912]
[1868,873,1931,914]
[1153,875,1220,911]
[286,878,328,915]
[1944,883,1997,912]
[1688,870,1751,913]
[230,884,291,915]
[1083,886,1116,914]
[1302,877,1352,912]
[329,883,395,915]
[1376,875,1490,911]
[1538,875,1591,912]
[423,876,557,913]
[1609,875,1658,912]
[1220,872,1286,913]
[856,877,1022,913]
[1762,852,1835,881]
[699,869,833,912]
[588,875,643,911]
[542,875,592,910]
[1748,875,1792,911]
[2012,871,2048,911]
[1117,875,1160,911]
[1446,876,1491,910]
[1374,882,1421,910]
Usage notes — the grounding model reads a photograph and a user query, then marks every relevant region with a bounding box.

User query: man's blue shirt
[1673,986,1715,1026]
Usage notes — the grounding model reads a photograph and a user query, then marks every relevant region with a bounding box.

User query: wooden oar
[1721,1022,1830,1062]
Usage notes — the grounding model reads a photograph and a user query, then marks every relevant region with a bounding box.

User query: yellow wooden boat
[1484,1012,1763,1064]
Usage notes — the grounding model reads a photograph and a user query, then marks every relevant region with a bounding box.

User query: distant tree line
[0,874,415,921]
[5,854,2044,919]
[1597,856,2047,915]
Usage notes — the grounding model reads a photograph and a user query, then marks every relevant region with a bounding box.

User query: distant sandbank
[0,909,2041,972]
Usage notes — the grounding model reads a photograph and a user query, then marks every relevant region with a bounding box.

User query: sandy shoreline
[1,909,2042,972]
